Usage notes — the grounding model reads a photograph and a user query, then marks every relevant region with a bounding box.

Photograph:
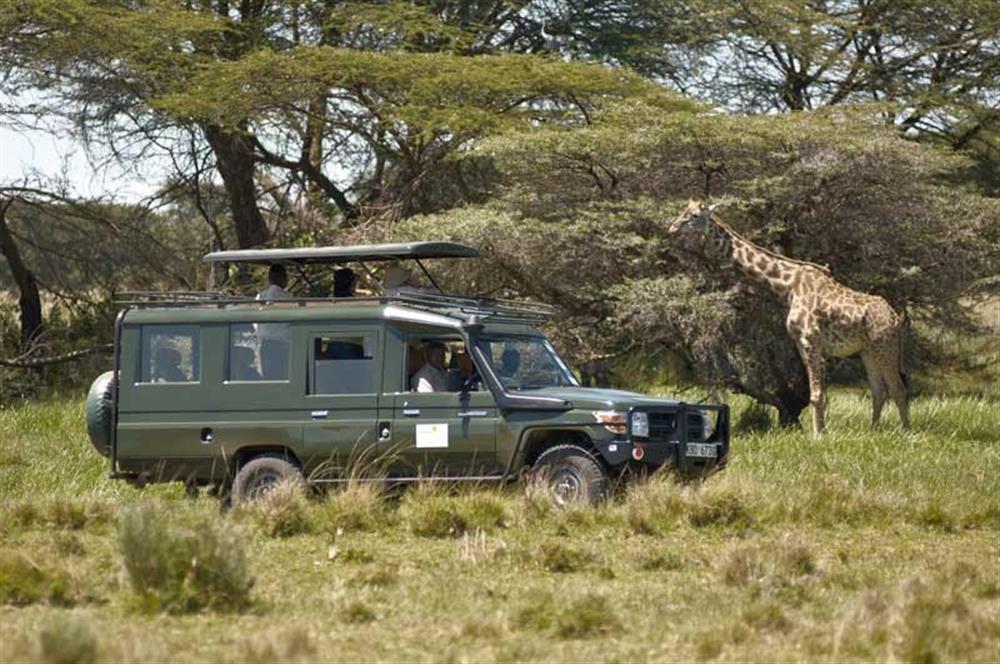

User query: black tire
[532,444,609,507]
[231,455,304,506]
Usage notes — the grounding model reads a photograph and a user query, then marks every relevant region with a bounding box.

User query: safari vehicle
[86,242,729,505]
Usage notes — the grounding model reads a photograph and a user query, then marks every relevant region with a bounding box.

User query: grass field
[1,391,998,663]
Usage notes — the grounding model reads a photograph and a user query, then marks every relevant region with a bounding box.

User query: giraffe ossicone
[668,201,909,436]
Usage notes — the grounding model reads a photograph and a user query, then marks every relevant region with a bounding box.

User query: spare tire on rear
[85,371,116,457]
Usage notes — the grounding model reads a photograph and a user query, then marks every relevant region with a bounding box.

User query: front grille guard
[627,403,730,470]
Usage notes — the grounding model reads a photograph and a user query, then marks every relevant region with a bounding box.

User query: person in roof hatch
[255,264,291,379]
[332,268,357,298]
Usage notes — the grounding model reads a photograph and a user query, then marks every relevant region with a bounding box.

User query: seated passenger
[152,347,186,383]
[332,268,357,298]
[232,346,261,381]
[499,348,520,379]
[410,341,448,392]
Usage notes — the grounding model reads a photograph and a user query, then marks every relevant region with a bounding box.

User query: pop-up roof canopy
[203,241,479,265]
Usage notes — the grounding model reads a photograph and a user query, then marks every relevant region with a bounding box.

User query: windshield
[477,336,579,390]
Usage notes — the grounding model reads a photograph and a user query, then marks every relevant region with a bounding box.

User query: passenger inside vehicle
[152,347,186,383]
[231,346,261,381]
[499,348,520,380]
[411,341,448,392]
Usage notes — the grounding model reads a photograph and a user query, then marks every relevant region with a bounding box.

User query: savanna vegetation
[1,1,998,661]
[1,392,998,662]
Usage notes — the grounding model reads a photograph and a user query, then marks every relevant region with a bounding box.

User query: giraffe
[668,201,909,436]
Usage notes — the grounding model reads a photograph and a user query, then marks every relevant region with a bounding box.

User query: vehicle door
[301,327,382,479]
[387,331,500,477]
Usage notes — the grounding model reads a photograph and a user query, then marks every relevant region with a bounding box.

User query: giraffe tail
[898,308,910,394]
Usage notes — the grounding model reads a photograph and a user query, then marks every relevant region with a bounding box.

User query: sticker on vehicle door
[416,423,448,448]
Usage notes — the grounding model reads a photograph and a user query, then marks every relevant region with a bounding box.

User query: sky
[0,122,160,201]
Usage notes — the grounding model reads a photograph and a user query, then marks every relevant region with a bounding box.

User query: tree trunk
[203,124,269,249]
[0,201,43,345]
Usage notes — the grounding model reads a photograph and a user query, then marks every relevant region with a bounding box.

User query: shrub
[554,594,620,639]
[0,550,74,606]
[688,485,754,529]
[349,564,399,588]
[624,477,686,535]
[342,600,377,623]
[720,537,818,588]
[741,601,791,632]
[39,614,97,664]
[316,483,391,534]
[540,541,592,573]
[118,503,253,613]
[235,480,313,538]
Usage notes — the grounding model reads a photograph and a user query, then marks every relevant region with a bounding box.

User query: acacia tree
[394,104,1000,423]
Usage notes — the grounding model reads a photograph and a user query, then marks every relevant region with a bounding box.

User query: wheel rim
[548,466,583,506]
[246,470,280,500]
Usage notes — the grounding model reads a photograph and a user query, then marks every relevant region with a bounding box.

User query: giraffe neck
[707,217,800,297]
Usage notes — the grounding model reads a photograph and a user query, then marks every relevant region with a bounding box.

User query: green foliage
[118,502,253,613]
[396,104,999,415]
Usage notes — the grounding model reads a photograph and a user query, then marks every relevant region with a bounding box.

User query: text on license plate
[686,443,717,458]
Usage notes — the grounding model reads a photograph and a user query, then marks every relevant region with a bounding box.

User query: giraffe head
[668,200,716,236]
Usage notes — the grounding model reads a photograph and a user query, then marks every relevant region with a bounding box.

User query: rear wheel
[532,445,608,507]
[231,455,304,506]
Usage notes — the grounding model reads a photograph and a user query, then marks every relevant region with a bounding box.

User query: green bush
[118,503,253,613]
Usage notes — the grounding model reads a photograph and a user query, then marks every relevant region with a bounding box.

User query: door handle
[457,410,488,418]
[311,410,329,419]
[403,408,421,417]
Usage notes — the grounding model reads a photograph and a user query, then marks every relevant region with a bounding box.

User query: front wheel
[532,445,609,507]
[231,455,304,506]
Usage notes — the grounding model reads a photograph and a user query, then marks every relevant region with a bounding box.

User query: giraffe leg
[882,365,910,430]
[796,340,826,437]
[860,351,887,427]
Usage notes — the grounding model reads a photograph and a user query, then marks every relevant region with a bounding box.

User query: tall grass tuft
[316,482,392,534]
[118,502,253,613]
[234,480,313,538]
[0,550,76,606]
[400,484,510,538]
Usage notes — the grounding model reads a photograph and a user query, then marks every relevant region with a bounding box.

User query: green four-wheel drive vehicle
[86,242,729,505]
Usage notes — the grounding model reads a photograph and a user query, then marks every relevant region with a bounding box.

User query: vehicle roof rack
[114,289,553,324]
[390,289,554,324]
[202,241,479,265]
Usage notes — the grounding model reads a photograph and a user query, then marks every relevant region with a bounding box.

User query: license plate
[686,443,717,458]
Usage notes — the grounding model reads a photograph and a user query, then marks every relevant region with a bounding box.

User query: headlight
[631,411,649,437]
[593,411,626,434]
[699,410,716,441]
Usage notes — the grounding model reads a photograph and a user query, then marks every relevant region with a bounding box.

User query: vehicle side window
[140,325,199,383]
[312,335,375,394]
[229,323,289,382]
[406,336,478,393]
